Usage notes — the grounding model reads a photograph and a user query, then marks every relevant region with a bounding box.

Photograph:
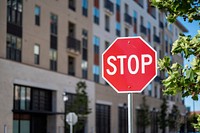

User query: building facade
[0,0,187,133]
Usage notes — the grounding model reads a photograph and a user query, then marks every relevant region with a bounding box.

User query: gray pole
[128,93,133,133]
[70,124,73,133]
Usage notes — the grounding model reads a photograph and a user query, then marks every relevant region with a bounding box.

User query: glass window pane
[35,6,40,15]
[13,120,19,133]
[11,36,16,48]
[20,87,26,110]
[34,45,39,55]
[16,38,21,50]
[20,120,30,133]
[26,87,31,110]
[14,85,20,110]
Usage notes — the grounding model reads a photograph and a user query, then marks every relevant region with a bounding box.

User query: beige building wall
[0,0,7,58]
[0,59,96,133]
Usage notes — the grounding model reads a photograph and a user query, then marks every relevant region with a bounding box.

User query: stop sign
[102,36,157,93]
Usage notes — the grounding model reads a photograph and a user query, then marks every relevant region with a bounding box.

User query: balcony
[140,25,147,35]
[104,0,114,14]
[67,36,81,54]
[159,21,164,29]
[153,34,160,43]
[124,13,132,25]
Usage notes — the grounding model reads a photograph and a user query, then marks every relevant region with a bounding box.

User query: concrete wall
[0,59,95,133]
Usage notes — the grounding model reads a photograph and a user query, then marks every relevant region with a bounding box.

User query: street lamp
[63,92,68,133]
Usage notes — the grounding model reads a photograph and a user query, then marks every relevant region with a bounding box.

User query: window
[147,0,156,19]
[138,0,144,8]
[13,114,30,133]
[6,34,22,62]
[119,106,128,133]
[7,0,23,26]
[68,56,75,76]
[93,0,100,24]
[50,13,58,35]
[93,36,100,60]
[96,104,111,133]
[50,13,57,71]
[165,35,168,55]
[50,49,57,71]
[34,5,40,26]
[133,10,137,34]
[125,27,129,37]
[82,0,88,16]
[151,109,158,133]
[105,15,110,32]
[93,7,100,24]
[34,44,40,64]
[148,83,152,96]
[82,60,88,79]
[168,24,173,32]
[93,65,99,83]
[136,109,145,133]
[154,85,157,98]
[13,85,52,133]
[105,41,109,50]
[82,29,88,79]
[13,85,52,111]
[140,16,144,25]
[124,3,128,13]
[68,22,76,37]
[93,36,100,82]
[147,21,151,42]
[116,22,121,36]
[69,0,76,11]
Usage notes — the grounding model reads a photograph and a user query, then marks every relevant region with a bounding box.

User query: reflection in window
[50,13,58,35]
[50,49,57,71]
[7,0,23,26]
[6,34,22,62]
[34,44,40,64]
[34,5,40,26]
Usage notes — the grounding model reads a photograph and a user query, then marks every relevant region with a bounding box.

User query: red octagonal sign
[102,36,157,93]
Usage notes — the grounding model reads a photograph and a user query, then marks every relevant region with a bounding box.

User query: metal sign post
[128,93,133,133]
[66,112,78,133]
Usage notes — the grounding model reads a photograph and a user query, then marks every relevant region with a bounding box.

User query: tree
[168,105,181,133]
[158,98,168,133]
[187,113,198,132]
[193,114,200,131]
[151,0,200,129]
[67,81,91,133]
[151,0,200,100]
[137,96,151,133]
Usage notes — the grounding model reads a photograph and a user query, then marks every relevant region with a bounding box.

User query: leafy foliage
[139,96,151,130]
[193,114,200,131]
[187,113,198,132]
[158,98,168,133]
[168,105,181,132]
[151,0,200,23]
[67,81,91,132]
[152,0,200,129]
[151,0,200,100]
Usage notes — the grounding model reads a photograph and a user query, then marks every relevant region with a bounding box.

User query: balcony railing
[153,34,160,43]
[104,0,114,13]
[140,25,147,35]
[67,36,81,53]
[124,13,132,25]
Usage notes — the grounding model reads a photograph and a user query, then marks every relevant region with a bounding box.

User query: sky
[178,18,200,112]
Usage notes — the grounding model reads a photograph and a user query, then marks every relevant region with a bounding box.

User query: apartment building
[93,0,187,133]
[0,0,187,133]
